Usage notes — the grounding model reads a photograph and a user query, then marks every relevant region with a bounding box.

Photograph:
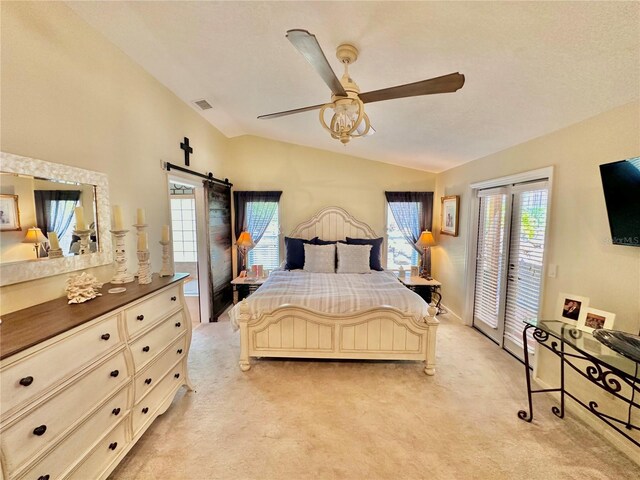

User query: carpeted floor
[109,314,639,480]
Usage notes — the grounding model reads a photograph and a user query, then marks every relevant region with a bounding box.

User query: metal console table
[518,319,639,448]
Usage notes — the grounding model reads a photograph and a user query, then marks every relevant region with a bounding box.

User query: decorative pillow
[346,237,384,271]
[336,242,372,274]
[284,237,318,270]
[303,244,336,273]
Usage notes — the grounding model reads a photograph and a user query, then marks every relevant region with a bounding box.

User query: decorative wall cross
[180,137,193,166]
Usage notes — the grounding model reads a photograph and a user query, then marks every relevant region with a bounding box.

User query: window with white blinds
[247,206,280,270]
[473,191,508,329]
[504,183,548,353]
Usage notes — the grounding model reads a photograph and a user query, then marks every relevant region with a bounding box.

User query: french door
[472,180,549,360]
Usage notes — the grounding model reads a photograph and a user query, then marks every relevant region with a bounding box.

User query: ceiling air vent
[193,99,213,110]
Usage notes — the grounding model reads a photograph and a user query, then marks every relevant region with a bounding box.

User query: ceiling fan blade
[258,103,324,120]
[359,73,465,104]
[286,29,347,97]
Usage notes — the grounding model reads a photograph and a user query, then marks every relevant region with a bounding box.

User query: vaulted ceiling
[67,1,640,172]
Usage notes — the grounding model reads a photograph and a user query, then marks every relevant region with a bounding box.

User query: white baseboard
[532,376,639,466]
[439,303,462,322]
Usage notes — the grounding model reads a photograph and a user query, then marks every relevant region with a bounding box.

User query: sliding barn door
[205,182,233,321]
[472,180,550,361]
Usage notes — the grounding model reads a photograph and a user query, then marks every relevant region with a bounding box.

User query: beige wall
[0,1,229,313]
[433,100,640,334]
[433,101,640,456]
[228,135,436,239]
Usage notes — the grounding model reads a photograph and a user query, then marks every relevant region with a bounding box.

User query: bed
[230,206,439,375]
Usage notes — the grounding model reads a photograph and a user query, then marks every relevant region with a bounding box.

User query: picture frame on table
[556,292,590,326]
[0,194,21,231]
[577,308,616,333]
[440,195,459,237]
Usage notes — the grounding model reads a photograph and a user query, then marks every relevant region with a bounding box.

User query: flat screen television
[599,157,640,247]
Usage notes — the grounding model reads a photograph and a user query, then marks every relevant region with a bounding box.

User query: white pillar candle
[48,232,60,250]
[162,225,171,242]
[112,205,124,230]
[75,206,86,230]
[137,208,146,225]
[137,231,148,251]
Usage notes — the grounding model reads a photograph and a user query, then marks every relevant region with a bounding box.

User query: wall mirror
[0,152,112,286]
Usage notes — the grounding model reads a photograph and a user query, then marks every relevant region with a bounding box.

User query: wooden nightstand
[396,272,442,305]
[231,276,266,304]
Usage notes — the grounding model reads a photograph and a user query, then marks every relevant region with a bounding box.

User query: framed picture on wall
[577,308,616,333]
[0,194,21,231]
[440,195,459,236]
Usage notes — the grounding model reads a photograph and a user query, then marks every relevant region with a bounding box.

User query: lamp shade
[416,231,436,248]
[237,231,254,248]
[22,227,48,244]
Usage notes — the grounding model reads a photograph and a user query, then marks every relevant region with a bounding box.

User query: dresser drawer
[14,390,129,480]
[1,314,121,418]
[1,350,129,474]
[132,363,185,436]
[124,284,181,338]
[129,311,186,371]
[134,334,187,403]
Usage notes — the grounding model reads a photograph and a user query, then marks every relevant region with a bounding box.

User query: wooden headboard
[289,206,378,241]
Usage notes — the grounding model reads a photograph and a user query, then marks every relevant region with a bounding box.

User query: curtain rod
[165,162,233,188]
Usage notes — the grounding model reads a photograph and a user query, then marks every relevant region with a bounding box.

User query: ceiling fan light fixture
[319,97,370,144]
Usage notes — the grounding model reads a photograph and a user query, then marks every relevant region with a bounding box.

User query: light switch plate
[548,264,557,278]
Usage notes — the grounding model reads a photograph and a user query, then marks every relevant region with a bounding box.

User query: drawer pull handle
[19,376,34,387]
[142,346,150,352]
[174,373,180,379]
[145,378,152,385]
[175,322,181,328]
[142,407,149,414]
[101,333,111,341]
[38,475,50,480]
[137,314,144,321]
[109,442,118,451]
[33,425,47,436]
[177,349,183,354]
[110,370,119,378]
[112,407,121,416]
[171,296,177,301]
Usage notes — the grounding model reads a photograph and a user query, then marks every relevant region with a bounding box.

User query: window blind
[247,207,280,270]
[504,184,548,352]
[473,192,508,329]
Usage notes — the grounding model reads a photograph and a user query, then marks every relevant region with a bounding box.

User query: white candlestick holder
[133,224,148,277]
[48,248,63,259]
[110,229,135,284]
[159,240,174,277]
[74,229,93,255]
[137,250,152,285]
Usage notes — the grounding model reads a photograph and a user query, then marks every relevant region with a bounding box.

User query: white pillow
[336,243,372,274]
[303,244,336,273]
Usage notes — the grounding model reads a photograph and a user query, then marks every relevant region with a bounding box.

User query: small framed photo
[441,195,459,237]
[578,308,615,333]
[556,292,589,325]
[0,194,21,231]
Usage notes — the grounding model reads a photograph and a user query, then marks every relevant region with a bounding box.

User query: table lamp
[415,230,436,280]
[23,227,48,258]
[236,231,254,272]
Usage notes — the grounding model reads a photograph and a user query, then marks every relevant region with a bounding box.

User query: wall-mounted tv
[599,157,640,247]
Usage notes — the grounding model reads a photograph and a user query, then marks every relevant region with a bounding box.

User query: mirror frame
[0,151,113,286]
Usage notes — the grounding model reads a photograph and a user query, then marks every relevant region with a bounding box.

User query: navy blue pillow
[314,238,341,245]
[346,237,384,271]
[284,237,318,270]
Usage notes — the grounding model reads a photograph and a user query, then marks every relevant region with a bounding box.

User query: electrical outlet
[548,264,557,278]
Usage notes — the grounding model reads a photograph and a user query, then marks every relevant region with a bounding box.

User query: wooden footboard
[236,301,439,375]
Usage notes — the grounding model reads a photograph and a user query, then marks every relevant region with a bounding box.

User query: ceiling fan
[258,29,465,145]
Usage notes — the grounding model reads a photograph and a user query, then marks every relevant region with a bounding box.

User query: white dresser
[0,274,193,480]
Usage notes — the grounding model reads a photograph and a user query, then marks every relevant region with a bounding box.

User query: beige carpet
[109,314,639,480]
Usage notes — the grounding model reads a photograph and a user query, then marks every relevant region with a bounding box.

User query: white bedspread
[229,270,428,329]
